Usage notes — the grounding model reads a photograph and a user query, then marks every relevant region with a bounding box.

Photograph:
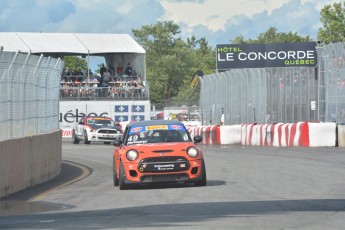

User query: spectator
[109,65,115,75]
[102,70,111,86]
[116,62,124,75]
[132,69,137,77]
[125,63,133,76]
[100,64,107,77]
[66,66,74,76]
[77,68,84,76]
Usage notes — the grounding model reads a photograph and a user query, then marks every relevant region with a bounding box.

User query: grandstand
[0,32,151,136]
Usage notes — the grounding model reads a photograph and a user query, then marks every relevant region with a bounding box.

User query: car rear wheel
[194,159,207,187]
[72,130,79,144]
[119,162,128,190]
[113,159,119,186]
[84,130,91,144]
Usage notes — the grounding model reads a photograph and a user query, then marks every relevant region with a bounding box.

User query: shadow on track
[0,199,344,229]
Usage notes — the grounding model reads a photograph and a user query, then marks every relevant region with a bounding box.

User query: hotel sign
[216,42,317,70]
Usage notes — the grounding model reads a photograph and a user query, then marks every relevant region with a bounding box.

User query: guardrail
[59,86,149,100]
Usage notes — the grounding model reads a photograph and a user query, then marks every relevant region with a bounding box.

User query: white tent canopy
[0,32,145,54]
[0,32,146,77]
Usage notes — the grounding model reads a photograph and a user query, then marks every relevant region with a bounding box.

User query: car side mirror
[193,135,203,144]
[113,139,122,147]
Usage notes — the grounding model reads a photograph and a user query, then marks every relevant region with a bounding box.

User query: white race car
[72,116,122,144]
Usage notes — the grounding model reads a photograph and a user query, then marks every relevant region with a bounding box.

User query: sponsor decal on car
[170,125,184,130]
[146,125,168,131]
[130,127,143,133]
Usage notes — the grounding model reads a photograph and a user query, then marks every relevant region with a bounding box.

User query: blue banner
[114,115,128,122]
[132,105,145,112]
[115,105,128,113]
[131,115,145,122]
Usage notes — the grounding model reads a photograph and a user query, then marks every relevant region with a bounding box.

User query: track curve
[1,141,345,229]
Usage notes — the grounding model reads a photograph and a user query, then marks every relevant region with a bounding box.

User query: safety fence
[320,42,345,123]
[0,49,63,141]
[199,42,345,126]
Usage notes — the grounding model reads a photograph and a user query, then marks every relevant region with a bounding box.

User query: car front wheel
[84,130,91,144]
[119,162,128,190]
[194,159,207,187]
[113,159,119,186]
[72,130,79,144]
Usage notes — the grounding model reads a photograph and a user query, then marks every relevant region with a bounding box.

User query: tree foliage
[63,56,88,72]
[132,21,215,108]
[231,27,312,44]
[318,1,345,43]
[131,2,345,108]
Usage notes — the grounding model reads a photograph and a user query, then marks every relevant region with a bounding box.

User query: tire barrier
[241,122,336,147]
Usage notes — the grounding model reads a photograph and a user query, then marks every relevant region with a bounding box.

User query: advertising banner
[216,42,317,70]
[60,101,150,138]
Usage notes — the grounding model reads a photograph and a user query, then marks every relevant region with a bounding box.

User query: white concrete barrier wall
[220,125,242,145]
[188,123,338,147]
[308,122,336,147]
[240,122,337,147]
[0,130,62,198]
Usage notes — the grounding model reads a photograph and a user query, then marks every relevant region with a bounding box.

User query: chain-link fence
[319,42,345,123]
[200,42,345,126]
[200,66,318,125]
[0,49,63,141]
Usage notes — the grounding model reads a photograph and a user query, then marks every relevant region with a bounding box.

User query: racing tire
[113,159,119,186]
[72,130,79,144]
[119,162,128,190]
[194,159,207,187]
[84,130,91,144]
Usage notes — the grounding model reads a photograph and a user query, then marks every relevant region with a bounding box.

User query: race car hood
[89,124,120,131]
[123,142,202,158]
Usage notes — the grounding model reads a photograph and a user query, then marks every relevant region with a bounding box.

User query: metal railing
[0,50,63,141]
[59,85,149,100]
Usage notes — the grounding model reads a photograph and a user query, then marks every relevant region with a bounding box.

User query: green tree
[231,27,312,44]
[318,1,345,43]
[63,56,88,72]
[132,21,215,108]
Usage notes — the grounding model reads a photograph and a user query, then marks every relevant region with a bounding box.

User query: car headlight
[187,147,199,158]
[126,150,138,161]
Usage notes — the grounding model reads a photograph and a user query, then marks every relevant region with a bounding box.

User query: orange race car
[112,120,206,190]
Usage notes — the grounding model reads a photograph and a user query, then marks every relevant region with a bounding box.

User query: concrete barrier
[187,125,221,145]
[309,122,336,147]
[240,122,337,147]
[220,125,242,145]
[338,125,345,147]
[0,130,62,198]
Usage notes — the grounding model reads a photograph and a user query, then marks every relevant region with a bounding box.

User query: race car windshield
[126,124,192,145]
[87,118,119,130]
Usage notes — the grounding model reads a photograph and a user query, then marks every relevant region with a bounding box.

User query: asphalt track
[0,140,345,229]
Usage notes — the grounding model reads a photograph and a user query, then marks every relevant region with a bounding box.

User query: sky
[0,0,339,69]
